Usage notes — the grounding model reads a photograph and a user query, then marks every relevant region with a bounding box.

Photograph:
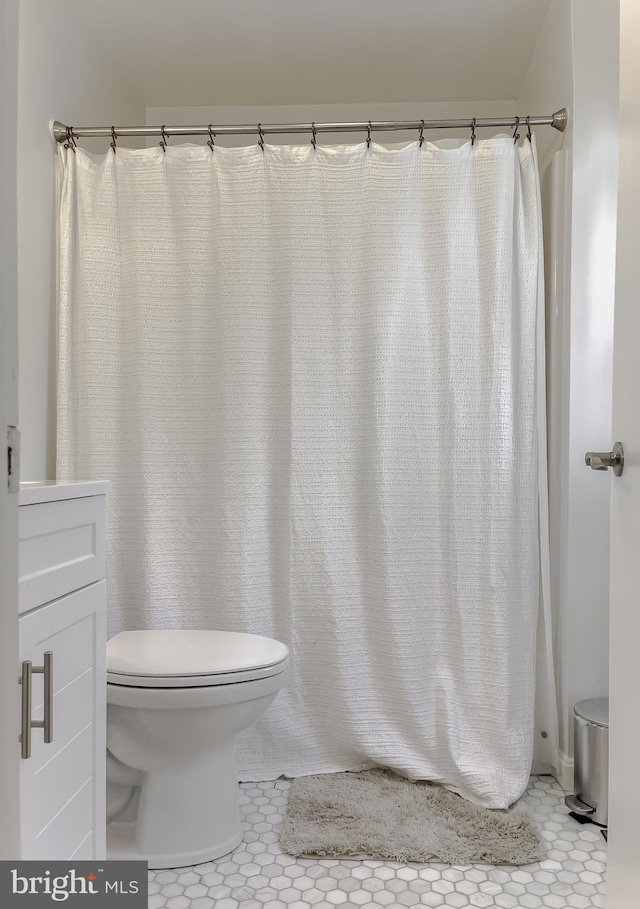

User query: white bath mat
[279,769,544,865]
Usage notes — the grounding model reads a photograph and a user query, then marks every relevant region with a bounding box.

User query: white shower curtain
[57,136,554,809]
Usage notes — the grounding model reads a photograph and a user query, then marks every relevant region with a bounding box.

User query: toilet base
[107,820,243,869]
[107,729,244,869]
[105,661,290,870]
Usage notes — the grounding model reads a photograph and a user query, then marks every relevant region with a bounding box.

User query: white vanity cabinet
[18,482,109,860]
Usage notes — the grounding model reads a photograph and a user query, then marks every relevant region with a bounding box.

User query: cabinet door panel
[29,615,95,713]
[27,723,93,837]
[29,668,93,770]
[69,832,94,861]
[32,779,94,860]
[19,581,106,860]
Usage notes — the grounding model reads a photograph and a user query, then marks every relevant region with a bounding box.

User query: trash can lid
[574,698,609,728]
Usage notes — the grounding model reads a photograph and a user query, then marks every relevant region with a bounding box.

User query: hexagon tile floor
[148,775,607,909]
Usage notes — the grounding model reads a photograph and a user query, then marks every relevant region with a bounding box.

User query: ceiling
[73,0,551,108]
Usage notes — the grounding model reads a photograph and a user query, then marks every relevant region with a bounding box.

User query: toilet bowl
[105,629,289,869]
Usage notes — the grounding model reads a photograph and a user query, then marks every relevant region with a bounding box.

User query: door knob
[585,441,624,476]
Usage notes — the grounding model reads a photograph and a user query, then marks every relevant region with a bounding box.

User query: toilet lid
[106,629,289,681]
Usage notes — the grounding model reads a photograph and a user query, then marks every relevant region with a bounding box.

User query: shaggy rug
[279,768,543,865]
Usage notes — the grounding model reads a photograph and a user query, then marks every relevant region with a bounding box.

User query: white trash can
[565,697,609,827]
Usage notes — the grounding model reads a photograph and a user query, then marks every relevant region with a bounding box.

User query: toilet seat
[107,629,290,688]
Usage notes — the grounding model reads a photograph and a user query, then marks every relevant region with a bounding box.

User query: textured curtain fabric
[57,136,550,808]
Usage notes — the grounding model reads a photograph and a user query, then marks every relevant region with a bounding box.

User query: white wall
[518,0,619,787]
[17,0,146,481]
[518,0,574,780]
[518,0,574,174]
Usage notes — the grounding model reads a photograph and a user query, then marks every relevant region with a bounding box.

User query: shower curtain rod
[51,109,568,144]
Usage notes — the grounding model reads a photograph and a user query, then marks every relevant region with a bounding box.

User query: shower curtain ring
[419,119,425,147]
[471,117,476,147]
[63,126,77,153]
[207,124,215,152]
[367,121,372,148]
[311,122,317,149]
[526,116,532,142]
[512,116,520,144]
[110,126,117,154]
[258,124,265,150]
[160,125,168,152]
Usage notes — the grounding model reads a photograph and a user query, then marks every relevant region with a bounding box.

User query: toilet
[105,629,290,869]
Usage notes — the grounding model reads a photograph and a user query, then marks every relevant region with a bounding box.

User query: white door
[605,1,640,906]
[0,0,22,860]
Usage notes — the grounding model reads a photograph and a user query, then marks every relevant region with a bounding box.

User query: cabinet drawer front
[19,496,106,613]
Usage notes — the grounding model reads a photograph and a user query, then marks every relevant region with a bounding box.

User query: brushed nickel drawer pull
[19,661,32,759]
[18,651,53,759]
